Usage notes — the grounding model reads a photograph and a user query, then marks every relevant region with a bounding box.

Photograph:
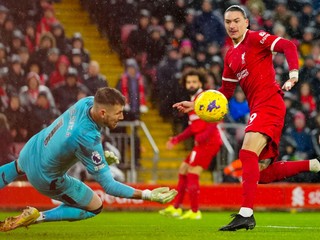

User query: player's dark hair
[225,5,247,19]
[94,87,126,106]
[181,69,206,87]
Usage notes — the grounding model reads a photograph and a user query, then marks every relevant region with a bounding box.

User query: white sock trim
[239,207,253,217]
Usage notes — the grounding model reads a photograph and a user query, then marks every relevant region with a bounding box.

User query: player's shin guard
[187,173,200,212]
[259,160,310,183]
[173,174,187,209]
[240,149,260,209]
[0,161,19,189]
[42,204,98,222]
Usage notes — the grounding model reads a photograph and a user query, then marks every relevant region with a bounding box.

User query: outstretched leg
[259,158,320,183]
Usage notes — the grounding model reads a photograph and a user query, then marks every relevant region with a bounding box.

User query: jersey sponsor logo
[236,69,249,80]
[91,151,102,165]
[260,33,270,44]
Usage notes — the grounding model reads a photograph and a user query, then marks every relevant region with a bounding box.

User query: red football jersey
[222,30,283,111]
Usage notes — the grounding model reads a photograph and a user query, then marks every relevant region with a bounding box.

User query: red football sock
[187,173,200,212]
[240,149,260,209]
[259,160,310,183]
[174,174,187,208]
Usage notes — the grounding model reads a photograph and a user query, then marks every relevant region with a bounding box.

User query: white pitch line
[257,225,320,230]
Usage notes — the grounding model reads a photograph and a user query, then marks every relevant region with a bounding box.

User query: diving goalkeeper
[0,87,177,232]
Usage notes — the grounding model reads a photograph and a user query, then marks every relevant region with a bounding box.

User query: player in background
[0,87,177,232]
[159,69,222,220]
[172,5,320,231]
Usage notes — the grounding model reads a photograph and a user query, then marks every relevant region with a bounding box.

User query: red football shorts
[244,92,286,161]
[184,143,222,169]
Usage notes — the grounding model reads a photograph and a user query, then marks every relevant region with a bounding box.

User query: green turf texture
[1,211,320,240]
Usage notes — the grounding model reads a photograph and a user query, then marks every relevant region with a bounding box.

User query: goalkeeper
[0,87,177,232]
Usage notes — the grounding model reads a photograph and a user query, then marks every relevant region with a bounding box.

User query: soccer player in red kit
[159,69,222,220]
[172,5,320,231]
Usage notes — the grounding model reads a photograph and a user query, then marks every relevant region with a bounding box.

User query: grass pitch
[1,211,320,240]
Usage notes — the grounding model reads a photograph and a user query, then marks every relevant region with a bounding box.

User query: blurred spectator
[156,45,181,113]
[227,86,250,124]
[69,48,88,81]
[311,68,320,104]
[125,9,150,64]
[50,22,69,55]
[69,32,90,63]
[299,55,318,94]
[24,21,38,53]
[3,94,28,143]
[52,67,89,113]
[273,0,293,26]
[279,135,299,161]
[299,82,317,117]
[0,67,15,112]
[42,47,60,78]
[0,113,14,166]
[31,32,56,65]
[286,15,303,41]
[36,2,58,35]
[179,38,194,59]
[48,54,70,89]
[26,59,47,85]
[0,15,16,46]
[262,10,275,33]
[83,60,108,95]
[299,2,314,29]
[311,113,320,156]
[246,0,265,28]
[223,159,242,183]
[146,26,166,68]
[18,46,30,72]
[115,58,149,167]
[284,111,315,159]
[0,5,9,28]
[299,27,315,58]
[206,55,223,87]
[19,71,55,110]
[312,11,320,40]
[184,8,197,43]
[8,55,25,91]
[170,0,187,25]
[163,15,176,44]
[116,58,148,120]
[273,53,289,84]
[9,30,25,55]
[283,92,300,133]
[195,47,207,69]
[193,0,226,49]
[0,43,8,68]
[27,91,59,137]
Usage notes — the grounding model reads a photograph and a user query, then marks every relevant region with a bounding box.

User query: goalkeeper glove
[142,187,178,204]
[104,150,120,165]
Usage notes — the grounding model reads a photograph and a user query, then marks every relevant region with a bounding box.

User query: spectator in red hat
[48,55,70,89]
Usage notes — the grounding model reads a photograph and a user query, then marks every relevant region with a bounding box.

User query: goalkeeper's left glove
[142,187,178,204]
[104,150,120,165]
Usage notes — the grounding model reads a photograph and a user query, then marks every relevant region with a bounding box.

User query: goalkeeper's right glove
[142,187,178,204]
[104,150,120,165]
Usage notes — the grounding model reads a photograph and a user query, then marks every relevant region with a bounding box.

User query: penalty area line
[257,225,320,230]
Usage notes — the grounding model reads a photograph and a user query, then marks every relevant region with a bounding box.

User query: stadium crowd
[0,0,320,182]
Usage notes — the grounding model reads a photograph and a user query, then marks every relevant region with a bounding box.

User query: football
[194,90,228,122]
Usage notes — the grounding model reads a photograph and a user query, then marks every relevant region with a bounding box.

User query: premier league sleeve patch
[91,151,102,165]
[91,151,106,171]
